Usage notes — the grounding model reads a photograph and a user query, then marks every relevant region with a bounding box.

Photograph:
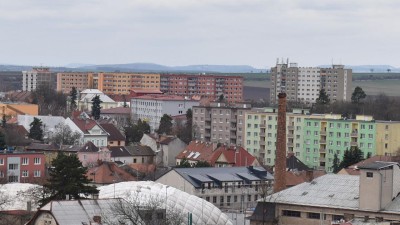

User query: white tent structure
[98,181,233,225]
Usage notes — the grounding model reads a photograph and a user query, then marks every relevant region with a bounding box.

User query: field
[244,79,400,98]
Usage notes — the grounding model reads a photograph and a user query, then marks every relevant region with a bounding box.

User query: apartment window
[234,196,238,202]
[329,132,333,137]
[368,134,373,139]
[366,172,373,178]
[306,122,311,126]
[329,123,334,128]
[206,196,210,202]
[9,164,18,170]
[22,158,29,165]
[361,124,365,129]
[0,158,4,165]
[314,140,318,144]
[314,131,318,136]
[307,212,320,219]
[34,158,41,165]
[0,171,3,178]
[282,210,301,217]
[34,170,41,177]
[369,125,373,130]
[22,170,28,177]
[8,175,18,183]
[333,215,344,221]
[247,132,251,137]
[314,122,318,127]
[212,196,217,203]
[345,124,349,129]
[368,143,373,148]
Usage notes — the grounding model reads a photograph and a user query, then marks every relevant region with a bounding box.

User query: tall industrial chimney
[274,93,287,193]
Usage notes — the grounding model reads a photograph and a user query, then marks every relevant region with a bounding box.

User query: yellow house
[0,103,38,119]
[376,121,400,156]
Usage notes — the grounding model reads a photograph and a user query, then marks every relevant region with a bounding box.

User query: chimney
[305,170,314,182]
[274,92,287,193]
[93,216,101,223]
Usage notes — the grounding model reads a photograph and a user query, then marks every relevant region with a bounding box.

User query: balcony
[204,133,211,137]
[319,148,326,153]
[317,166,326,170]
[351,132,358,137]
[205,117,211,121]
[288,126,294,130]
[205,124,211,129]
[320,131,326,135]
[287,133,294,138]
[260,140,265,145]
[260,132,265,137]
[287,142,294,147]
[319,139,326,144]
[319,157,326,162]
[351,141,358,146]
[260,124,266,128]
[230,127,237,130]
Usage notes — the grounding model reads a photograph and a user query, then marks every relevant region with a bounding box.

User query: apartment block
[56,72,160,95]
[244,108,315,166]
[22,67,57,91]
[270,60,352,104]
[160,74,243,103]
[131,95,200,132]
[0,152,46,184]
[56,72,95,93]
[192,102,251,146]
[375,121,400,156]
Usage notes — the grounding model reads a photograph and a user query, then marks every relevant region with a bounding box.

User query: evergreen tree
[122,95,128,108]
[177,109,193,144]
[91,95,102,120]
[29,117,44,141]
[41,153,98,206]
[124,119,150,144]
[70,87,78,111]
[351,86,367,104]
[176,157,191,168]
[1,114,6,128]
[0,131,6,150]
[316,89,330,105]
[157,114,173,135]
[332,153,340,173]
[218,94,225,102]
[339,146,364,170]
[195,160,211,167]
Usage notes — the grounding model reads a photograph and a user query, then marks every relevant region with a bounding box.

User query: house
[249,161,400,225]
[0,152,46,184]
[65,115,108,147]
[176,141,261,167]
[338,155,400,176]
[86,161,137,185]
[109,146,134,164]
[99,123,125,147]
[125,144,156,164]
[77,141,111,167]
[100,107,131,129]
[26,199,143,225]
[77,89,118,110]
[156,166,274,211]
[140,134,187,167]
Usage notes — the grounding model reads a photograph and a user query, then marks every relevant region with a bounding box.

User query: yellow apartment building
[57,72,96,93]
[375,121,400,156]
[0,103,39,119]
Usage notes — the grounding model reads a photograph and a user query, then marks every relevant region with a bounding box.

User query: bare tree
[49,122,82,145]
[102,191,186,225]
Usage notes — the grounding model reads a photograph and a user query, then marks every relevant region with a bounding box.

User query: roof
[80,89,115,103]
[286,154,311,171]
[78,141,99,153]
[86,161,137,184]
[176,141,215,162]
[357,161,399,170]
[100,107,130,115]
[285,170,326,187]
[262,174,360,210]
[125,145,155,156]
[26,142,60,151]
[109,146,132,158]
[18,115,66,133]
[0,183,41,211]
[170,167,273,188]
[32,199,129,225]
[98,181,233,225]
[99,123,125,141]
[132,94,199,102]
[130,89,163,94]
[145,134,178,145]
[71,118,100,134]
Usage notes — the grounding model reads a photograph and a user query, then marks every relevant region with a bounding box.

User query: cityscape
[1,1,400,225]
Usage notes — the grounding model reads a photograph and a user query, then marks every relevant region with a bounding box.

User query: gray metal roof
[357,161,399,170]
[261,174,360,210]
[173,167,273,188]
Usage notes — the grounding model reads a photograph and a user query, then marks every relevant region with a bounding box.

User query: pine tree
[177,109,193,144]
[157,114,173,135]
[316,89,330,105]
[1,114,6,128]
[351,86,367,104]
[339,146,364,170]
[176,157,191,168]
[91,95,102,120]
[124,119,151,144]
[332,153,340,173]
[70,87,78,111]
[41,153,98,206]
[122,95,128,108]
[29,117,44,141]
[0,131,6,150]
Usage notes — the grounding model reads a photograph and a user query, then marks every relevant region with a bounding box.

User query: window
[34,170,41,177]
[366,172,373,178]
[0,158,3,165]
[213,196,217,203]
[282,210,301,217]
[34,158,41,165]
[333,215,344,221]
[234,195,238,202]
[369,125,373,130]
[22,158,29,165]
[9,164,18,170]
[368,143,373,149]
[368,134,373,139]
[307,212,320,219]
[22,170,28,177]
[8,175,18,182]
[0,171,3,178]
[345,124,349,129]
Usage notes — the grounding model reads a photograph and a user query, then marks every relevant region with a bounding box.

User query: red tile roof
[86,161,136,184]
[72,118,98,133]
[100,107,130,115]
[211,145,258,167]
[79,142,99,153]
[285,170,326,187]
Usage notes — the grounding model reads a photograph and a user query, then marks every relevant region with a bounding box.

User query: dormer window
[366,172,373,178]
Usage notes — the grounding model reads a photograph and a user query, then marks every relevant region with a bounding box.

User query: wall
[376,122,400,156]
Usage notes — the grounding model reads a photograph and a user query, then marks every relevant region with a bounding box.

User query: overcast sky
[0,0,399,68]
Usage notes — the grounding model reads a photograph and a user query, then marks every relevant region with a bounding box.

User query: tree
[351,86,367,104]
[218,94,225,102]
[123,95,128,108]
[315,89,330,105]
[176,109,193,144]
[41,153,98,206]
[338,146,364,171]
[194,160,211,167]
[0,131,6,150]
[91,95,102,120]
[124,119,150,145]
[332,154,340,173]
[31,82,68,116]
[69,87,78,111]
[29,117,44,141]
[50,122,82,145]
[1,115,6,128]
[157,114,173,135]
[176,157,191,168]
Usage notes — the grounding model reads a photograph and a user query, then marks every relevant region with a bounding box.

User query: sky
[0,0,399,69]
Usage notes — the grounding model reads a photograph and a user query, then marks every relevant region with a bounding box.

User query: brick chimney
[274,93,287,193]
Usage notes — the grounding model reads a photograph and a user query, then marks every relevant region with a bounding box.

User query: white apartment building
[131,95,199,132]
[22,67,56,91]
